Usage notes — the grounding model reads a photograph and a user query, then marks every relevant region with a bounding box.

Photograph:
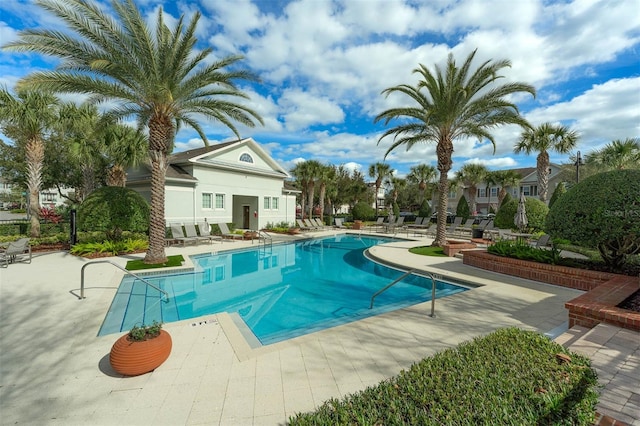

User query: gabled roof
[171,138,290,179]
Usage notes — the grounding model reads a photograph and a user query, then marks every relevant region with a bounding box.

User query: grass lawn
[409,245,447,257]
[126,254,185,271]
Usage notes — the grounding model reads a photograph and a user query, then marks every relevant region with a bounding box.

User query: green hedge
[495,196,548,231]
[289,328,598,425]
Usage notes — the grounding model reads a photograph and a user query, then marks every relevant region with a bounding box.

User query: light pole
[574,151,584,183]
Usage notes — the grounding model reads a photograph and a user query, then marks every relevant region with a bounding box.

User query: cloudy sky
[1,0,639,178]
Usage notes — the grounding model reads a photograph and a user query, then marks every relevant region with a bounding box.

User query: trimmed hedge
[352,201,376,221]
[456,195,470,220]
[495,196,548,231]
[289,328,598,425]
[546,169,640,269]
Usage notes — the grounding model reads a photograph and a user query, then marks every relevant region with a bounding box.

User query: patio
[0,230,626,425]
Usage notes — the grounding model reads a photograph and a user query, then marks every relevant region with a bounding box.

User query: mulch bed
[618,290,640,313]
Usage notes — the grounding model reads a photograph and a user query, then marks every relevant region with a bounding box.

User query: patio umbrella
[514,193,528,232]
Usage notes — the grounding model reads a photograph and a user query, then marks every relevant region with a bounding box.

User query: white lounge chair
[0,238,32,267]
[184,223,212,244]
[197,221,223,244]
[218,223,243,240]
[169,224,198,246]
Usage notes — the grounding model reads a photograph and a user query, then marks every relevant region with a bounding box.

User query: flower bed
[463,250,640,332]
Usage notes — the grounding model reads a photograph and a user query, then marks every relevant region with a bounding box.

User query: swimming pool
[99,235,469,344]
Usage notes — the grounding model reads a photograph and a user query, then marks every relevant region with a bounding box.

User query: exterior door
[243,205,250,229]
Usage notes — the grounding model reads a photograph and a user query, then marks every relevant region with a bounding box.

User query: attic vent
[239,153,254,164]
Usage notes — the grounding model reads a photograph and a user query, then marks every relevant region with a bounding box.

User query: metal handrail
[79,260,169,301]
[369,268,438,317]
[255,230,273,246]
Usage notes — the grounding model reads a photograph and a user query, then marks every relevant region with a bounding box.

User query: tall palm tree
[407,164,437,204]
[102,123,148,187]
[290,161,312,219]
[483,170,499,213]
[0,88,58,237]
[585,138,640,171]
[5,0,263,263]
[454,163,488,215]
[514,122,578,203]
[385,176,407,212]
[56,102,104,200]
[492,169,522,206]
[305,160,322,219]
[315,164,334,223]
[368,162,392,213]
[375,50,535,246]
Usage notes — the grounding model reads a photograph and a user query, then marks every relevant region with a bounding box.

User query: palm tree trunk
[107,164,127,187]
[537,152,550,202]
[433,137,454,247]
[318,184,326,222]
[307,184,315,219]
[25,137,44,238]
[144,115,172,264]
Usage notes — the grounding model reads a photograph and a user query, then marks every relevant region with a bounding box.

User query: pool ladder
[369,269,438,317]
[79,260,169,301]
[253,230,273,246]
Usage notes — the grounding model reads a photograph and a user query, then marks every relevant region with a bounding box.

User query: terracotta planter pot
[109,330,172,376]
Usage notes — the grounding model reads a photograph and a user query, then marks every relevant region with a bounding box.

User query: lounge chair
[385,216,405,233]
[311,218,327,229]
[531,234,553,249]
[169,224,198,246]
[411,223,436,237]
[334,218,346,228]
[184,223,213,244]
[368,217,385,231]
[218,222,244,240]
[197,221,223,244]
[454,218,475,236]
[0,238,31,267]
[304,219,320,230]
[297,219,313,231]
[445,216,463,236]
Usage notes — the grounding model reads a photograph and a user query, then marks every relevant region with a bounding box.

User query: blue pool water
[99,235,469,344]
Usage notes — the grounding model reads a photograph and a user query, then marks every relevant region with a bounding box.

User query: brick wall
[463,250,640,332]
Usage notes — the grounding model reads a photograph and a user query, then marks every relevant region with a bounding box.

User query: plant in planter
[109,321,172,376]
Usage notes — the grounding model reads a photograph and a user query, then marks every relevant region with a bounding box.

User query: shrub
[392,201,400,218]
[418,199,432,218]
[289,328,598,425]
[500,192,512,207]
[352,201,375,221]
[546,169,640,269]
[548,181,567,209]
[78,187,149,241]
[456,196,470,220]
[495,197,549,231]
[488,239,564,265]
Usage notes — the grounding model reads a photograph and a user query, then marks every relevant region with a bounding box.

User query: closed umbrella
[514,193,528,232]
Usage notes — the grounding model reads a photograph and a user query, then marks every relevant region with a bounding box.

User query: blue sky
[1,0,639,179]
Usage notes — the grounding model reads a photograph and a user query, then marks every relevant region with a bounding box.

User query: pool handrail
[369,268,437,317]
[80,260,169,302]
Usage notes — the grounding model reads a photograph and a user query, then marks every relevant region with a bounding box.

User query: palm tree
[303,160,322,219]
[483,170,499,213]
[56,102,104,200]
[514,122,578,203]
[315,164,334,223]
[368,162,392,213]
[0,88,59,237]
[5,0,263,263]
[492,169,522,206]
[385,176,407,213]
[454,163,488,215]
[407,164,437,204]
[290,161,312,219]
[375,50,535,246]
[102,123,148,187]
[585,138,640,171]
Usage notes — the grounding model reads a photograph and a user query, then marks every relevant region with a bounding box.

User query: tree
[407,164,437,204]
[103,123,148,187]
[5,0,263,263]
[368,162,392,213]
[494,196,548,232]
[514,123,578,203]
[484,170,499,213]
[585,138,640,171]
[375,50,535,246]
[454,163,488,215]
[304,160,322,218]
[385,176,407,209]
[0,88,59,237]
[315,164,334,223]
[548,181,566,209]
[492,170,522,206]
[456,195,470,221]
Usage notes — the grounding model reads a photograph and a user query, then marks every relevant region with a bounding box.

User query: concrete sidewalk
[0,231,610,425]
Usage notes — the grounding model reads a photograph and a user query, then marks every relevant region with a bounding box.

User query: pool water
[99,235,468,344]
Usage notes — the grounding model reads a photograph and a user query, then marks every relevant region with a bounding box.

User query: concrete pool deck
[0,230,636,425]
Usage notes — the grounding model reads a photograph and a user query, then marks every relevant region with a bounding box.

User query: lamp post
[574,151,584,183]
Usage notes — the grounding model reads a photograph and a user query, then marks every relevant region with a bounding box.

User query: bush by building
[546,169,640,269]
[494,196,548,231]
